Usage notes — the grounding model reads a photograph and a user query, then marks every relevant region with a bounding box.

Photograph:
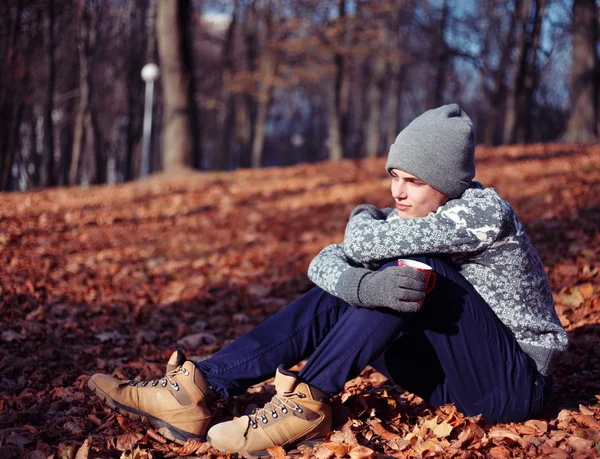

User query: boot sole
[88,378,206,445]
[208,435,323,458]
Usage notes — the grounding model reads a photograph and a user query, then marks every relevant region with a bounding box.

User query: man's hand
[358,266,427,313]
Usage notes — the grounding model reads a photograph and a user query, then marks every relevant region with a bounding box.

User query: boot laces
[248,391,307,429]
[128,365,190,391]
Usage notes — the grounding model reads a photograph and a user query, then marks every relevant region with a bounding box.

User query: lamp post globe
[141,63,160,82]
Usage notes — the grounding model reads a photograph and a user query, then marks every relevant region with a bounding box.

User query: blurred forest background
[0,0,598,191]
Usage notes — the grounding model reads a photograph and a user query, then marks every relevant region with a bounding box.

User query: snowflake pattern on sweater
[307,183,567,374]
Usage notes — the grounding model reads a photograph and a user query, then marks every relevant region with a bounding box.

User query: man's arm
[343,188,509,264]
[307,242,367,304]
[308,242,427,312]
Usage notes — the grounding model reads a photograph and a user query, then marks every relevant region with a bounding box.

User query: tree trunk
[482,0,521,145]
[385,60,403,149]
[0,0,23,190]
[58,61,78,186]
[156,0,194,172]
[364,30,386,158]
[385,11,404,149]
[513,0,547,144]
[71,0,101,185]
[503,0,531,144]
[216,0,238,170]
[179,0,201,169]
[219,0,251,170]
[250,49,275,168]
[564,0,597,142]
[250,2,276,169]
[124,0,147,181]
[239,0,259,168]
[434,0,449,107]
[43,0,56,187]
[327,77,343,161]
[27,103,41,189]
[327,0,347,161]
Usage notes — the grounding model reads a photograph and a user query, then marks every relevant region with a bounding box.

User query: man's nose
[392,181,406,199]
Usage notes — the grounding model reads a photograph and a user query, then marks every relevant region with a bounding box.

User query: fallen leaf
[566,434,594,450]
[113,433,144,452]
[538,442,571,459]
[61,444,76,459]
[488,427,521,446]
[578,283,595,299]
[573,414,600,430]
[145,429,167,444]
[171,439,206,456]
[314,445,335,459]
[559,288,585,307]
[487,445,511,458]
[518,419,548,436]
[340,418,359,446]
[267,446,286,459]
[347,445,375,459]
[74,438,90,459]
[412,438,445,454]
[367,419,401,442]
[432,420,453,438]
[323,442,350,458]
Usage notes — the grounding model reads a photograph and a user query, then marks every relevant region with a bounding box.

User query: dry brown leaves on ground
[0,143,599,458]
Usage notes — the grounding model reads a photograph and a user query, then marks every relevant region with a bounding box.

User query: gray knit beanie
[385,103,475,199]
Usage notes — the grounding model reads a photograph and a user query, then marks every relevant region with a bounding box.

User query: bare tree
[564,0,597,142]
[325,0,349,161]
[156,0,195,172]
[384,8,406,149]
[364,27,387,158]
[0,0,25,190]
[250,0,278,169]
[71,0,102,185]
[434,0,450,107]
[477,0,522,145]
[123,0,150,181]
[43,0,57,186]
[503,0,547,144]
[215,0,236,170]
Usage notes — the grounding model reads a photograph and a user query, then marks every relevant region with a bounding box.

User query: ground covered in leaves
[1,144,599,459]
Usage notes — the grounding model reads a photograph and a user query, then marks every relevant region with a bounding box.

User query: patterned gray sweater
[308,182,567,375]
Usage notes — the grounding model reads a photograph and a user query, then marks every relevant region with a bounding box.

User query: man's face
[390,168,449,218]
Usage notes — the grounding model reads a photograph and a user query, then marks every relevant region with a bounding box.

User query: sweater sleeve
[307,242,373,305]
[344,188,508,264]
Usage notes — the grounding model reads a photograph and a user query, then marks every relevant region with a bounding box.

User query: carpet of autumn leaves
[1,143,599,459]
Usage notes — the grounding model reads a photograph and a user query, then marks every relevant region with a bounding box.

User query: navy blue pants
[196,256,551,423]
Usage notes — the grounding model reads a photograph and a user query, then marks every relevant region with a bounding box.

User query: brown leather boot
[207,366,331,458]
[88,351,212,444]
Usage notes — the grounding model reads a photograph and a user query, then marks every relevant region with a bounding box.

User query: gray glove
[357,267,427,313]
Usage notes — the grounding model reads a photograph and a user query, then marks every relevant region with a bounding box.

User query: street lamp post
[140,63,160,178]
